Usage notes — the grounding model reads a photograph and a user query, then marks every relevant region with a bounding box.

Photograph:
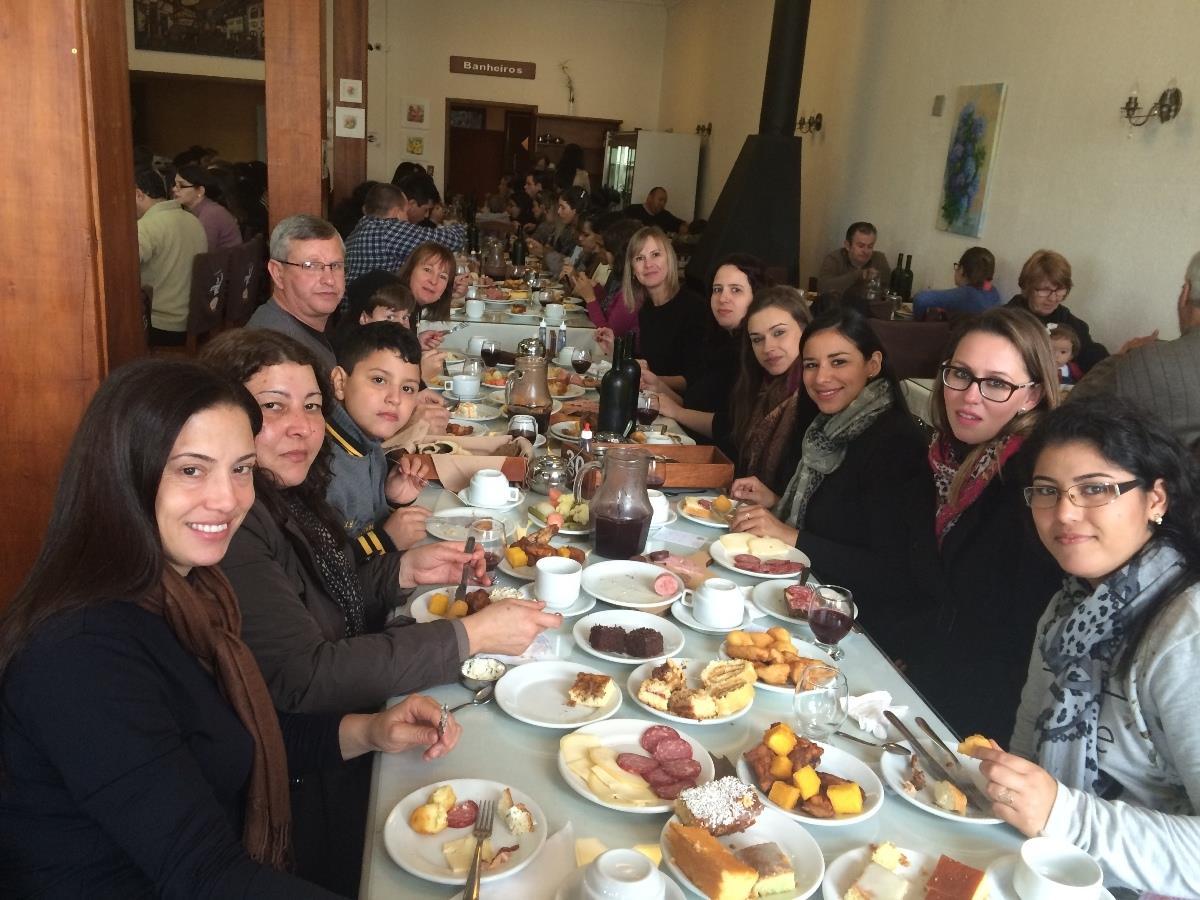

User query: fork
[463,799,495,900]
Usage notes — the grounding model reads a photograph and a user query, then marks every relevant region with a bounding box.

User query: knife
[883,711,993,814]
[454,536,476,606]
[916,716,966,771]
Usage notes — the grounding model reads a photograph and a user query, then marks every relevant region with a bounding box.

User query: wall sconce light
[797,113,823,134]
[695,122,712,136]
[1120,87,1182,126]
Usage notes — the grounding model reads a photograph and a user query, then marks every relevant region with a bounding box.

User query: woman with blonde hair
[1005,249,1108,371]
[897,306,1065,740]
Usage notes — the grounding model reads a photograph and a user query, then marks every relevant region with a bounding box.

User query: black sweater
[892,442,1063,742]
[791,404,929,629]
[636,286,709,380]
[0,602,344,899]
[1005,294,1109,372]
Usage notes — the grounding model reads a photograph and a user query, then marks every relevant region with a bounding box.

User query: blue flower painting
[938,83,1006,237]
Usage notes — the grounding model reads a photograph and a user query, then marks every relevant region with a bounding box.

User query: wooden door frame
[444,97,538,194]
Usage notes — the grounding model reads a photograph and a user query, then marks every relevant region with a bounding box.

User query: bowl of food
[460,656,507,691]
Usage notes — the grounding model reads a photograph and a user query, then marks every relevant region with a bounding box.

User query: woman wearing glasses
[970,398,1200,897]
[898,307,1064,741]
[1005,249,1109,371]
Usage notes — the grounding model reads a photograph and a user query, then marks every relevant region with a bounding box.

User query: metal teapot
[524,454,572,495]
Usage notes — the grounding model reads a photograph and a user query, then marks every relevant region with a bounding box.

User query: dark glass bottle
[618,333,641,414]
[511,231,526,266]
[895,254,914,301]
[890,253,904,293]
[597,336,634,436]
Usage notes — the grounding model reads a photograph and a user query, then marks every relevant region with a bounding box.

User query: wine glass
[468,519,508,573]
[808,585,857,660]
[793,663,849,741]
[571,347,593,375]
[479,340,499,369]
[460,357,483,379]
[636,391,660,427]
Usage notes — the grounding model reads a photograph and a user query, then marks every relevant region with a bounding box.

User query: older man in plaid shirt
[345,177,466,284]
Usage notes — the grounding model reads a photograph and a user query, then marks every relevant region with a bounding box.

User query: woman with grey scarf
[973,398,1200,897]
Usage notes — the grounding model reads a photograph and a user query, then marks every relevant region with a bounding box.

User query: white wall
[660,0,1200,348]
[366,0,668,186]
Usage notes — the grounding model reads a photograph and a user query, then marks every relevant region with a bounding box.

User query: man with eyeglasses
[1068,250,1200,451]
[247,214,347,373]
[1005,249,1109,371]
[134,167,208,347]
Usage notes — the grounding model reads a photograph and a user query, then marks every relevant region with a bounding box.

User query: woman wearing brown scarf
[0,360,460,897]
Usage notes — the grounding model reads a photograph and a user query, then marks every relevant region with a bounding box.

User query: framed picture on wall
[403,98,430,130]
[133,0,264,60]
[404,134,426,157]
[937,82,1007,237]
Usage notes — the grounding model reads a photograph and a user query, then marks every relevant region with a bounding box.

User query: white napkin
[481,631,565,665]
[841,691,908,740]
[460,821,575,900]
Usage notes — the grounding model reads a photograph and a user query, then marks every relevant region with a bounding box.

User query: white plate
[573,610,685,664]
[581,560,684,610]
[382,778,546,885]
[626,658,754,725]
[553,867,685,900]
[648,509,679,531]
[984,854,1115,900]
[409,584,533,624]
[527,504,592,537]
[447,403,503,422]
[443,390,493,404]
[878,743,1004,825]
[662,808,824,900]
[709,541,811,579]
[717,628,835,695]
[426,508,523,542]
[549,384,587,400]
[495,661,622,728]
[549,421,582,444]
[669,598,753,635]
[556,717,715,814]
[736,743,884,827]
[751,579,824,625]
[676,496,730,529]
[822,845,937,900]
[455,488,525,512]
[497,545,590,581]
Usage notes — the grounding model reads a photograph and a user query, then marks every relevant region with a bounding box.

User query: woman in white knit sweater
[972,397,1200,896]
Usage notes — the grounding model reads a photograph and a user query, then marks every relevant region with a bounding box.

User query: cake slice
[636,676,674,711]
[498,787,535,836]
[711,679,755,717]
[650,658,687,691]
[623,627,664,658]
[733,842,794,896]
[701,659,757,688]
[674,776,763,836]
[923,855,987,900]
[931,780,967,815]
[668,687,718,720]
[845,862,909,900]
[664,822,758,900]
[567,672,615,708]
[588,624,627,653]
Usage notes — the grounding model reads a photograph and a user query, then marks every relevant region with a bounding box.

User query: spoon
[835,730,910,756]
[444,683,496,715]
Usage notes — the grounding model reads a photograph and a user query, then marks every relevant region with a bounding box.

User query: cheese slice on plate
[748,537,792,560]
[575,837,608,867]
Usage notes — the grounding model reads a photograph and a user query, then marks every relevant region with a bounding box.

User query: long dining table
[358,477,1024,897]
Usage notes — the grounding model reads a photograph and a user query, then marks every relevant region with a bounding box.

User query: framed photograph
[404,134,426,156]
[133,0,264,60]
[403,97,430,130]
[937,82,1007,237]
[335,106,365,139]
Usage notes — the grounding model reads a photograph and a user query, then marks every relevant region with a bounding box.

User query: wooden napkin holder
[608,444,734,490]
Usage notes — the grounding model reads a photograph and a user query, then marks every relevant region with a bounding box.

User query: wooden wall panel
[331,0,368,208]
[264,0,326,228]
[0,0,142,604]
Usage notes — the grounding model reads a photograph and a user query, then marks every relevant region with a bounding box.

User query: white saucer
[985,854,1116,900]
[456,488,525,511]
[648,510,679,530]
[669,598,752,634]
[553,866,685,900]
[546,592,597,618]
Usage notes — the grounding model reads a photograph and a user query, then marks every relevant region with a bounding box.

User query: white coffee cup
[466,336,487,357]
[582,848,665,900]
[451,374,480,399]
[1013,837,1103,900]
[468,469,520,507]
[465,298,485,320]
[647,489,670,525]
[557,344,577,366]
[534,556,582,610]
[683,578,744,629]
[543,303,566,326]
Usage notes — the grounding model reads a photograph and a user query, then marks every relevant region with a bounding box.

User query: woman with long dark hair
[729,307,926,613]
[0,360,460,896]
[971,398,1200,896]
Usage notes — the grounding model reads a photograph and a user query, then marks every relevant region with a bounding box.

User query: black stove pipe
[759,0,812,137]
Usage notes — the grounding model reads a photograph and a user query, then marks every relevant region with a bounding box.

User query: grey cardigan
[221,499,466,714]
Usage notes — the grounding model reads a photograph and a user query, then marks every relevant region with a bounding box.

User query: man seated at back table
[624,186,686,234]
[817,221,892,299]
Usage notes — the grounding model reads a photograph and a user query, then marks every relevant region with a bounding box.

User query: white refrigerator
[603,130,702,222]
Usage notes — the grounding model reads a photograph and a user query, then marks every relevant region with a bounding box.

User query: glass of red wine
[479,340,499,369]
[468,519,508,573]
[507,414,538,442]
[571,347,593,375]
[807,585,856,660]
[635,391,660,427]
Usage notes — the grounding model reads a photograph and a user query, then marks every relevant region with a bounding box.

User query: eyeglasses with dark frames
[273,259,345,275]
[1023,479,1143,509]
[938,364,1038,403]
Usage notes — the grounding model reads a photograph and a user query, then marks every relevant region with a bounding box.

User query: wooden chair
[224,234,267,327]
[868,319,952,381]
[184,248,235,353]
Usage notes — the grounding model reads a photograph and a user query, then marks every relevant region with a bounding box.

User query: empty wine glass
[635,391,660,427]
[793,663,849,741]
[459,357,483,379]
[468,519,509,573]
[808,585,857,660]
[571,346,593,375]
